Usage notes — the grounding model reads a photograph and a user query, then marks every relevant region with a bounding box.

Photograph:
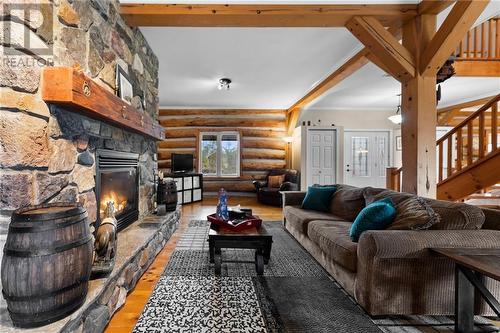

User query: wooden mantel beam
[346,16,415,82]
[420,0,490,76]
[120,4,418,27]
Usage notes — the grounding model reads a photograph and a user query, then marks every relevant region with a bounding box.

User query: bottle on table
[217,188,229,221]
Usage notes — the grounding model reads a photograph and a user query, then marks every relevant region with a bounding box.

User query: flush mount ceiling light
[218,78,231,90]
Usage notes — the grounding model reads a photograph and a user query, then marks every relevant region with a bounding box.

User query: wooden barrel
[1,203,93,328]
[157,180,177,211]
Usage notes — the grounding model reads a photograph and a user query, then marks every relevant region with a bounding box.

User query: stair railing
[437,94,499,184]
[454,16,499,60]
[386,94,500,192]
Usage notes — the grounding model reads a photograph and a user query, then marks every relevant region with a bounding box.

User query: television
[171,153,194,173]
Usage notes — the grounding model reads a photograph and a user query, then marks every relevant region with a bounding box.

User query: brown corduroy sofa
[282,184,500,316]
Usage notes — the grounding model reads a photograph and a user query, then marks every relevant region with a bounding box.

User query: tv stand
[164,172,203,204]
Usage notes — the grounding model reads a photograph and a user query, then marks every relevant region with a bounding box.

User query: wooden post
[386,167,400,191]
[401,14,437,197]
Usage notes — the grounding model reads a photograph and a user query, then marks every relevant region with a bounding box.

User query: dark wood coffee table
[431,248,500,333]
[208,222,272,275]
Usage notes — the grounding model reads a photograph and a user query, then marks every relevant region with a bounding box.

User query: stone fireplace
[96,149,140,231]
[0,1,182,332]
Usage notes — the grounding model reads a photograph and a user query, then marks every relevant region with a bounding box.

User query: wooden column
[401,14,437,197]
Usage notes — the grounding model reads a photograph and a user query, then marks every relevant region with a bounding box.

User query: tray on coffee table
[207,212,262,231]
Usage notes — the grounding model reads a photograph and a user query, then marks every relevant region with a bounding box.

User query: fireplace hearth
[96,149,140,231]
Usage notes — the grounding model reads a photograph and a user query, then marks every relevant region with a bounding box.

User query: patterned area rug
[134,221,381,332]
[134,221,499,333]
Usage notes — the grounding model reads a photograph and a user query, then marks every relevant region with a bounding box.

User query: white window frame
[199,131,240,178]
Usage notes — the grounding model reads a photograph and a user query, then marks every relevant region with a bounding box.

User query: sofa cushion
[364,187,414,205]
[350,198,396,242]
[302,186,337,212]
[329,184,367,221]
[389,196,440,230]
[425,199,485,230]
[268,174,285,188]
[284,206,341,235]
[308,220,358,272]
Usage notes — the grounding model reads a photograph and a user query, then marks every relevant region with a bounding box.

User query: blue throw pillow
[301,186,337,212]
[349,198,396,242]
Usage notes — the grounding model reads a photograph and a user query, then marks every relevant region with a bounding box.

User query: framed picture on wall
[116,65,133,104]
[396,136,402,151]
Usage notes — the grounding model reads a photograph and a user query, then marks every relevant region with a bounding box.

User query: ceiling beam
[419,0,490,76]
[120,4,418,27]
[418,0,456,15]
[284,25,401,133]
[437,95,496,114]
[346,16,415,82]
[286,48,371,115]
[437,95,495,126]
[284,48,372,135]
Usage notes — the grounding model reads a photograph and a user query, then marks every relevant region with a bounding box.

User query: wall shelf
[41,67,165,141]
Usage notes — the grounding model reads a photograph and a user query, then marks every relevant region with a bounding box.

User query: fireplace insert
[95,149,139,231]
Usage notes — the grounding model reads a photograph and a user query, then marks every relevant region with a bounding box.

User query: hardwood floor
[104,196,282,332]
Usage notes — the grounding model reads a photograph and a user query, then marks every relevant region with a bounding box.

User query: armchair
[253,169,300,206]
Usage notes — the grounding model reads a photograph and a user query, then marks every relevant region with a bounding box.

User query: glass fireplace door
[99,168,138,222]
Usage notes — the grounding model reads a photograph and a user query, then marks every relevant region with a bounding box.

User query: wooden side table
[431,248,500,333]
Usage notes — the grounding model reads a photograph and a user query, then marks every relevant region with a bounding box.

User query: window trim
[199,131,241,178]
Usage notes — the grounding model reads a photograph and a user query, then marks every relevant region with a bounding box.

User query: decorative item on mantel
[92,201,118,276]
[41,67,165,140]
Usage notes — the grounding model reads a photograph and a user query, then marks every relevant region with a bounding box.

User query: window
[200,132,240,177]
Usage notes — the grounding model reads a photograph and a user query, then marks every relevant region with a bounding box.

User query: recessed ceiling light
[218,78,231,90]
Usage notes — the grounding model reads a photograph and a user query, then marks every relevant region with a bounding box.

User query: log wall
[158,109,287,192]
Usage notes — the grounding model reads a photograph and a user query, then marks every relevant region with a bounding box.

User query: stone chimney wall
[0,0,160,232]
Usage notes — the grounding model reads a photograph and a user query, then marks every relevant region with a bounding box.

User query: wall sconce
[282,136,293,143]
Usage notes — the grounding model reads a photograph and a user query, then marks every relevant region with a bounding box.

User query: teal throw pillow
[349,198,396,242]
[301,186,337,212]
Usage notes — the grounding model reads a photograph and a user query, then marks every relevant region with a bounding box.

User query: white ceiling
[306,62,500,111]
[132,1,500,111]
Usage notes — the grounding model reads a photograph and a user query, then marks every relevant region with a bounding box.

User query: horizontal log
[158,160,170,168]
[242,148,285,160]
[158,139,197,149]
[161,118,285,128]
[120,4,418,28]
[203,180,255,192]
[165,128,198,139]
[160,109,286,116]
[242,159,286,171]
[164,127,286,139]
[242,138,286,150]
[158,150,197,161]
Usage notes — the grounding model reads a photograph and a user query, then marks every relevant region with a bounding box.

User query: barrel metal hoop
[8,215,88,233]
[8,294,86,327]
[13,204,84,222]
[2,277,88,301]
[3,236,93,257]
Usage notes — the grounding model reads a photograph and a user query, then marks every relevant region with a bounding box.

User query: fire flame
[100,191,128,217]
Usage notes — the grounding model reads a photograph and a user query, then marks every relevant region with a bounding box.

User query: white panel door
[306,129,336,186]
[344,131,390,188]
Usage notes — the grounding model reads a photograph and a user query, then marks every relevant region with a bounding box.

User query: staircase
[387,94,500,201]
[451,16,500,77]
